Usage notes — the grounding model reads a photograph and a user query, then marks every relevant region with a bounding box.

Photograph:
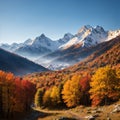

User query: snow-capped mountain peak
[26,33,59,52]
[95,25,105,32]
[60,25,108,49]
[33,34,51,44]
[64,33,73,39]
[0,43,10,51]
[0,25,120,64]
[58,33,73,44]
[40,33,46,38]
[23,39,33,45]
[78,25,93,34]
[35,34,49,41]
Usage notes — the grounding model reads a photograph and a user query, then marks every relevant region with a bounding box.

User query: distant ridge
[0,48,48,76]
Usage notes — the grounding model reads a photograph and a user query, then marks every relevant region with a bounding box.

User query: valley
[0,25,120,120]
[1,0,120,119]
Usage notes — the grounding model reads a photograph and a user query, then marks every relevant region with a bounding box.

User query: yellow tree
[34,88,44,107]
[0,71,15,117]
[42,88,52,107]
[89,66,120,106]
[62,75,82,107]
[50,86,61,107]
[116,67,120,97]
[116,67,120,78]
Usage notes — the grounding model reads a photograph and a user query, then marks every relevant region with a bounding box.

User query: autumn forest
[0,36,120,119]
[0,64,120,119]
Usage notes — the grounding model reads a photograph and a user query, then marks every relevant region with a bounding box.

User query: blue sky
[0,0,120,43]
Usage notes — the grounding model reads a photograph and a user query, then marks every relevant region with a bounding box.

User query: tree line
[34,66,120,108]
[0,65,120,119]
[0,71,36,118]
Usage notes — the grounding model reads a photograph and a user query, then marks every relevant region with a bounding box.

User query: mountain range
[0,33,73,59]
[65,35,120,73]
[0,25,120,70]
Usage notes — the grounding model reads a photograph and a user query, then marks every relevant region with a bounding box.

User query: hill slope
[66,35,120,73]
[0,48,48,75]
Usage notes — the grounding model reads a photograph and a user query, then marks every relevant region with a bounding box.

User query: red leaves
[14,77,36,112]
[80,75,91,92]
[0,70,36,118]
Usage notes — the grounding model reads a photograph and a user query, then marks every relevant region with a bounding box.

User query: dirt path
[35,108,83,120]
[22,108,83,120]
[66,111,83,120]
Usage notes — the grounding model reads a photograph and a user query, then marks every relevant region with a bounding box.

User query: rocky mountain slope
[65,35,120,73]
[60,25,120,49]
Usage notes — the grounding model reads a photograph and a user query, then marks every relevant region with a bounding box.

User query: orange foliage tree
[89,66,120,106]
[0,70,36,118]
[80,75,91,105]
[0,70,15,118]
[62,75,82,107]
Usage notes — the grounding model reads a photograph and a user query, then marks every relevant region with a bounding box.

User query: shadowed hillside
[0,48,48,75]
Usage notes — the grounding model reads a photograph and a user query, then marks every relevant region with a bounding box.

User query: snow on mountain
[0,33,73,59]
[58,33,74,44]
[13,34,53,58]
[0,33,73,53]
[46,63,70,70]
[0,43,11,51]
[0,25,120,70]
[23,39,33,45]
[59,25,107,49]
[107,29,120,41]
[1,25,119,55]
[59,25,120,49]
[26,33,73,51]
[30,34,60,51]
[0,39,33,52]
